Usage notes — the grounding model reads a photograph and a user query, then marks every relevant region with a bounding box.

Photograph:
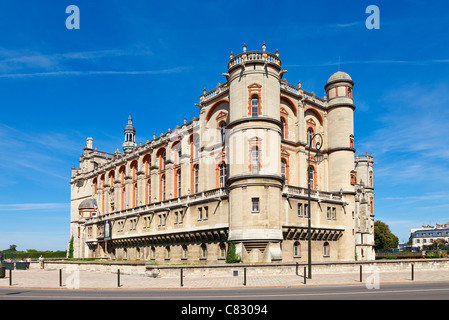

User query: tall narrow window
[176,169,181,197]
[194,164,199,193]
[251,197,260,212]
[251,96,259,117]
[281,159,287,181]
[251,146,260,174]
[307,128,314,147]
[308,166,315,190]
[219,162,227,187]
[220,121,226,143]
[133,183,138,207]
[281,118,286,139]
[161,174,166,201]
[323,242,330,257]
[147,179,151,204]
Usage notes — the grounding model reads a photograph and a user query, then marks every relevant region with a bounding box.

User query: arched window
[165,246,170,259]
[219,162,227,187]
[251,146,260,174]
[201,244,207,259]
[293,241,301,257]
[251,96,259,118]
[323,242,330,257]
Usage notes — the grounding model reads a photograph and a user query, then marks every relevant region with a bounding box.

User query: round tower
[226,43,286,262]
[324,71,355,193]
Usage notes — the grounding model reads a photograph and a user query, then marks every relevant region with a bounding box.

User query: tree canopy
[374,220,399,251]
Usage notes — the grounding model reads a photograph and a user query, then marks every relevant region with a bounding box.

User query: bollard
[360,265,363,282]
[9,269,12,286]
[411,264,414,281]
[117,269,121,287]
[59,269,62,287]
[243,268,247,286]
[180,268,183,287]
[304,267,307,284]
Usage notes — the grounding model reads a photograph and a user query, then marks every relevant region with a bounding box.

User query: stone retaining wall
[38,259,449,278]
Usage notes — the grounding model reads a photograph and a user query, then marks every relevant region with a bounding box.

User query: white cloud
[0,203,69,211]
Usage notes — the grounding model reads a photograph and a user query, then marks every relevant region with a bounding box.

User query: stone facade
[69,44,376,264]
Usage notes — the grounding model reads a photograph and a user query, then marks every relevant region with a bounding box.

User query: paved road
[1,282,449,300]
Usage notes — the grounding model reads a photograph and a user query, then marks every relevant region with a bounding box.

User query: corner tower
[226,43,287,262]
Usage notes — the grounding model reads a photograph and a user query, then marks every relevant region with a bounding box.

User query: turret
[226,43,287,262]
[324,71,355,192]
[122,115,137,153]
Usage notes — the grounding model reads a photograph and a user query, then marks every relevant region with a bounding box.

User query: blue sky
[0,0,448,250]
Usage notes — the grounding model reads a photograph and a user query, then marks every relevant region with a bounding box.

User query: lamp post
[307,133,324,279]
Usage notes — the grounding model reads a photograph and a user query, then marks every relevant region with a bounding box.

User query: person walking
[26,256,31,270]
[38,255,44,269]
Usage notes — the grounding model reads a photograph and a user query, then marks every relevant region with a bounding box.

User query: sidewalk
[1,266,449,290]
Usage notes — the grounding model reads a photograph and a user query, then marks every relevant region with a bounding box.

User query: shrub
[226,241,241,263]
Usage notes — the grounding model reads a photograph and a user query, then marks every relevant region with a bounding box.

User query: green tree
[374,221,399,251]
[226,241,241,263]
[68,236,74,258]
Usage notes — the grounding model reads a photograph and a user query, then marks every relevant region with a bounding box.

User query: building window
[161,174,166,201]
[133,183,138,207]
[308,166,316,190]
[147,179,151,204]
[307,128,314,147]
[281,159,287,182]
[298,203,303,217]
[251,197,260,213]
[219,162,227,187]
[251,147,260,174]
[182,245,188,259]
[159,150,166,170]
[281,118,286,139]
[193,164,199,193]
[323,242,330,257]
[165,246,170,260]
[293,241,301,257]
[201,244,207,259]
[198,207,203,221]
[176,169,181,197]
[220,121,226,143]
[219,243,226,259]
[251,96,259,117]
